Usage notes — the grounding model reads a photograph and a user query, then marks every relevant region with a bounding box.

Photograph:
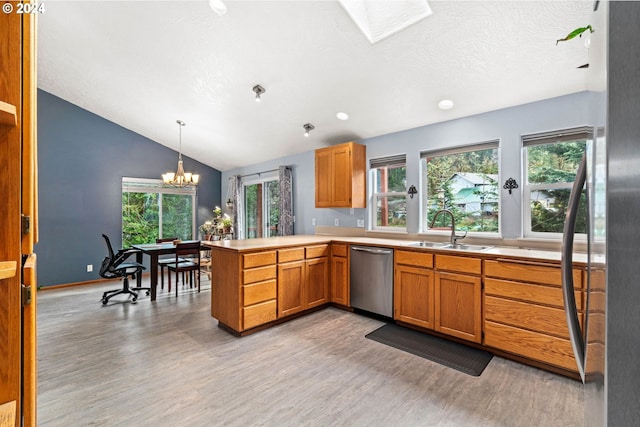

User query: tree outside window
[422,144,499,233]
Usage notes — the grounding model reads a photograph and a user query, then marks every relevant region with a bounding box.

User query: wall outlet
[312,218,316,226]
[357,219,365,228]
[350,208,354,215]
[86,264,93,272]
[334,218,339,226]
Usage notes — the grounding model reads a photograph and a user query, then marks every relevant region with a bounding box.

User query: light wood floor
[37,277,584,426]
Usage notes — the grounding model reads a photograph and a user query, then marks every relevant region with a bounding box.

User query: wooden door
[435,271,482,343]
[314,148,332,207]
[277,261,306,317]
[330,255,349,306]
[0,11,37,427]
[306,257,328,308]
[331,145,352,207]
[394,265,435,329]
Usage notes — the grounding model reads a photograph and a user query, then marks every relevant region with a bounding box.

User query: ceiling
[37,1,599,171]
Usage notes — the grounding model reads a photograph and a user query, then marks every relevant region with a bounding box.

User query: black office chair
[99,234,149,305]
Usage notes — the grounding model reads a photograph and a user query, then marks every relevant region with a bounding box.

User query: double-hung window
[421,142,499,233]
[370,155,407,231]
[523,127,589,237]
[122,178,196,247]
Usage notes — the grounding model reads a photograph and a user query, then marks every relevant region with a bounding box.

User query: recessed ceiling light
[438,99,454,110]
[336,112,349,120]
[209,0,227,15]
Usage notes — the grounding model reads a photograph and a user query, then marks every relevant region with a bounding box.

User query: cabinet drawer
[243,299,277,330]
[484,320,578,372]
[395,250,433,268]
[306,244,329,259]
[331,243,348,258]
[243,251,276,269]
[243,265,277,285]
[485,295,580,339]
[484,259,582,287]
[435,254,481,275]
[243,279,277,306]
[485,278,582,310]
[278,247,305,263]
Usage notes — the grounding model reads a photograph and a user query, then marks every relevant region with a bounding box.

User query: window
[523,128,589,236]
[370,155,407,230]
[243,177,279,239]
[421,142,499,233]
[122,178,196,247]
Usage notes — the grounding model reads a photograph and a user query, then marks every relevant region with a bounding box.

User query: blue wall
[36,90,222,287]
[222,91,604,239]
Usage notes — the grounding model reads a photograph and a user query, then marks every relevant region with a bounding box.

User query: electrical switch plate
[334,218,339,226]
[357,219,364,227]
[87,264,93,272]
[312,218,316,226]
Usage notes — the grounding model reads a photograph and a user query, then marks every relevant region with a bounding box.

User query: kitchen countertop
[201,235,592,265]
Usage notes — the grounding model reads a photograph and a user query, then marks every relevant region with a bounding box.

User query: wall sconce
[408,185,418,199]
[253,84,265,102]
[303,123,315,137]
[503,177,519,195]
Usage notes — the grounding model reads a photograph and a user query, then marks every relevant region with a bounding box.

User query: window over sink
[420,142,500,235]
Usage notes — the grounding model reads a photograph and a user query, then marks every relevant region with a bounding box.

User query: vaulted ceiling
[37,1,599,171]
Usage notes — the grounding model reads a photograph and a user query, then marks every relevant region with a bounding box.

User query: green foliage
[122,191,193,247]
[425,148,499,232]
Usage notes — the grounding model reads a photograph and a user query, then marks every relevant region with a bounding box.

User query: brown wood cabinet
[0,11,38,427]
[394,250,435,329]
[315,141,366,208]
[277,245,329,317]
[434,254,482,343]
[483,258,584,372]
[329,243,349,306]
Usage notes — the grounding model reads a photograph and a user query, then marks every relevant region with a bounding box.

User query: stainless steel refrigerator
[562,2,640,425]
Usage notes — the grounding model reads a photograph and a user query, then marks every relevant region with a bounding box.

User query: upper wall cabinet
[315,141,366,208]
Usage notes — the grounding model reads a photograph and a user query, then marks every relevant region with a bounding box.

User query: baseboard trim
[39,272,151,290]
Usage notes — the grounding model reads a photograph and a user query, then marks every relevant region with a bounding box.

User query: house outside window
[421,142,499,233]
[523,127,589,237]
[121,178,196,247]
[370,155,407,231]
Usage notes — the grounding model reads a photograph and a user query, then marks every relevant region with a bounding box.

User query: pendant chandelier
[162,119,199,187]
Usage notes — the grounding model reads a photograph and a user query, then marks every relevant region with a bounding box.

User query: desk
[132,241,200,301]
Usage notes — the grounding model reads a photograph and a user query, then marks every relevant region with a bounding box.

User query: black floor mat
[365,323,493,376]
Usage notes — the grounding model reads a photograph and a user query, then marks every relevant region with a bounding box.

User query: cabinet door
[315,149,332,207]
[330,256,349,306]
[331,145,352,207]
[306,257,328,308]
[394,265,435,329]
[278,261,305,317]
[435,271,482,343]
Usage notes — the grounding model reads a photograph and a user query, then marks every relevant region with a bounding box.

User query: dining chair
[167,241,201,296]
[156,237,185,292]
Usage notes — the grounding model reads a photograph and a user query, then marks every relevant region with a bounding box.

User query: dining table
[132,240,201,301]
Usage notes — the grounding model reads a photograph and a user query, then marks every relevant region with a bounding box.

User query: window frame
[522,127,591,239]
[121,177,197,245]
[419,141,500,238]
[369,154,408,232]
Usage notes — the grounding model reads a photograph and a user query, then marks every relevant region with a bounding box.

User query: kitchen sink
[406,241,448,248]
[440,243,493,251]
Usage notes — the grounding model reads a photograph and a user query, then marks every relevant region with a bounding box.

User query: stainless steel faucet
[429,209,466,245]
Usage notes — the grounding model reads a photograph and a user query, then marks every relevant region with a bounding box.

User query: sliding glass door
[243,178,279,239]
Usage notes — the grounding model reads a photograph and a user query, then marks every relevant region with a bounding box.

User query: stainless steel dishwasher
[350,245,394,317]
